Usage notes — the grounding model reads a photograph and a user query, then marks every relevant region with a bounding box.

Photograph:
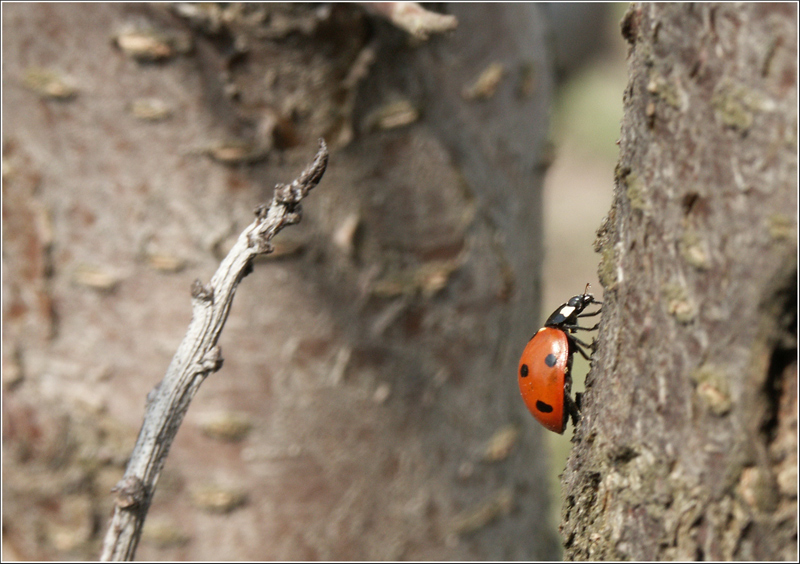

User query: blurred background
[540,2,628,532]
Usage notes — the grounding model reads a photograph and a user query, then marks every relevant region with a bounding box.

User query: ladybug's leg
[565,333,594,358]
[571,334,592,348]
[577,309,602,318]
[565,392,581,427]
[573,344,591,360]
[567,322,600,332]
[577,309,602,330]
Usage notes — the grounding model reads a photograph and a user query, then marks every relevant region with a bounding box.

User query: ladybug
[518,284,602,433]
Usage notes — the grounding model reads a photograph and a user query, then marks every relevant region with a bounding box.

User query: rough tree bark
[562,4,797,560]
[3,4,559,560]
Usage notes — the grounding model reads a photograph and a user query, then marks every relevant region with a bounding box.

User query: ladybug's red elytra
[518,284,601,433]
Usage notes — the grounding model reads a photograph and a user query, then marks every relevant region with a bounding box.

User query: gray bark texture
[3,3,559,560]
[562,3,797,560]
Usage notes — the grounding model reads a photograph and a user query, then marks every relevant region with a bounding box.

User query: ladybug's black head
[567,293,595,310]
[544,285,599,328]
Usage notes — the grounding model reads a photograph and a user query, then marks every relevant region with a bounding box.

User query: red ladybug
[518,284,602,433]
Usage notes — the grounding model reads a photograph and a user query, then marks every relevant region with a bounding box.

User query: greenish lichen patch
[712,92,753,132]
[767,213,795,241]
[594,211,618,291]
[190,483,247,514]
[198,411,253,442]
[737,466,779,513]
[622,171,648,212]
[142,519,191,548]
[22,67,77,100]
[662,283,695,324]
[680,229,710,270]
[689,365,732,416]
[711,79,776,134]
[647,69,681,108]
[598,244,618,291]
[594,209,613,253]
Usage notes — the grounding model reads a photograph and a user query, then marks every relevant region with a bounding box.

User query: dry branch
[100,140,329,561]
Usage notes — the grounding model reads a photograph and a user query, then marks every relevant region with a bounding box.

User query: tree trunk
[562,4,797,560]
[3,3,560,560]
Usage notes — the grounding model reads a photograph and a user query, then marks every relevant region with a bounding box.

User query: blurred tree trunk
[562,4,797,560]
[3,3,559,560]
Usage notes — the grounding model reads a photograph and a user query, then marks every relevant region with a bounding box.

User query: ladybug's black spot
[536,400,554,413]
[520,364,529,377]
[544,353,557,367]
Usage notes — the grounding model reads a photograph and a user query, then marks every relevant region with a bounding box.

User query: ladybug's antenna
[583,283,591,296]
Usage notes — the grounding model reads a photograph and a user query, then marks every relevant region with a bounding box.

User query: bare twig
[100,140,328,561]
